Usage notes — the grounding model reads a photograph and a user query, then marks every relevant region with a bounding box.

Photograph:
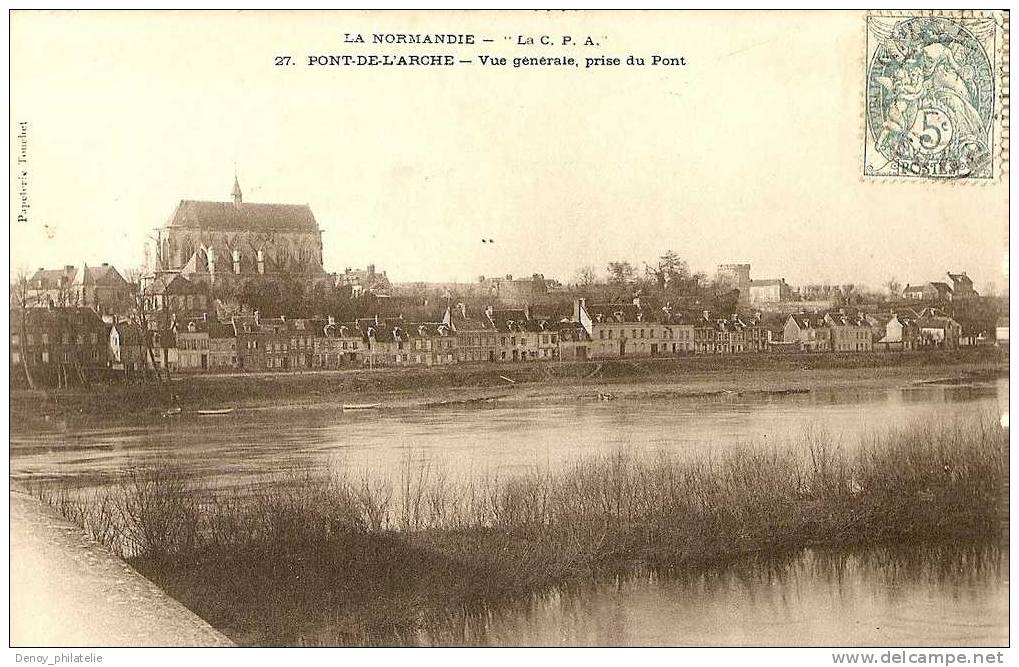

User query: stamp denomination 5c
[864,13,1003,180]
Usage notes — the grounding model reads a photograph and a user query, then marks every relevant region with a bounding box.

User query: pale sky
[10,10,1009,292]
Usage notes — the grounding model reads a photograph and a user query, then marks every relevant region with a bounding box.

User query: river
[8,376,1009,646]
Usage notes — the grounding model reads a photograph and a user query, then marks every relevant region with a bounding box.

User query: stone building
[748,278,793,305]
[10,307,110,386]
[26,263,133,315]
[151,176,327,289]
[716,263,751,302]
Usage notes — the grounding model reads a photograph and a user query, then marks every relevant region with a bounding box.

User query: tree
[11,268,37,389]
[574,265,599,288]
[645,250,691,291]
[123,268,163,382]
[885,277,902,299]
[606,261,636,286]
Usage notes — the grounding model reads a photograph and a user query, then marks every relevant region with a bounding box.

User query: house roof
[919,315,960,329]
[144,274,205,296]
[323,321,364,339]
[168,200,319,233]
[490,309,540,333]
[29,266,78,290]
[408,322,455,338]
[904,282,953,296]
[445,304,495,332]
[207,321,236,339]
[357,317,405,342]
[584,303,650,324]
[788,313,827,329]
[178,319,211,334]
[825,311,870,327]
[83,264,129,287]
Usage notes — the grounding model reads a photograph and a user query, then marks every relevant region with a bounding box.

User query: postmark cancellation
[864,12,1007,181]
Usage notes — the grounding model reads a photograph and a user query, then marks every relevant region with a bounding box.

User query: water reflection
[10,379,1008,494]
[10,378,1008,647]
[423,543,1007,647]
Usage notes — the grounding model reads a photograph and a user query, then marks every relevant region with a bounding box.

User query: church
[150,176,328,289]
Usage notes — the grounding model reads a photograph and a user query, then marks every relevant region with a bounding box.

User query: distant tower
[232,173,243,205]
[717,263,751,303]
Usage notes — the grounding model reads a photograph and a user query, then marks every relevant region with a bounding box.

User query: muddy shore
[10,348,1008,431]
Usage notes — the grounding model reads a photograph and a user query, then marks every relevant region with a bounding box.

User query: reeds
[29,414,1008,645]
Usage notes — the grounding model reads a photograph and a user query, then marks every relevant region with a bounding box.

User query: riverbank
[29,415,1008,646]
[10,491,233,647]
[9,348,1009,431]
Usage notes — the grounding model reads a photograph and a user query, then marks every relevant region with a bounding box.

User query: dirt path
[10,491,233,647]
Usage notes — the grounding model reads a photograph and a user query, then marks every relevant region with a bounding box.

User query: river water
[8,376,1009,646]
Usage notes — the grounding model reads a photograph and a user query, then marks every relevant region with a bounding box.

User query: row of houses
[783,308,966,352]
[9,296,987,386]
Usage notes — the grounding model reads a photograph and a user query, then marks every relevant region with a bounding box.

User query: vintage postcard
[7,9,1010,659]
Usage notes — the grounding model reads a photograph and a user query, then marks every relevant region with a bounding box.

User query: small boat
[196,408,234,416]
[161,407,182,418]
[343,403,381,411]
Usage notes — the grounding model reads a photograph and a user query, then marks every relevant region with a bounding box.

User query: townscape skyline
[9,170,1008,297]
[10,12,1007,293]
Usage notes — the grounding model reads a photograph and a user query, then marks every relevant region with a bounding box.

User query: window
[12,352,20,364]
[42,333,49,344]
[41,351,49,363]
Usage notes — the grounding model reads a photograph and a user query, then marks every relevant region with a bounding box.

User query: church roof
[168,200,319,233]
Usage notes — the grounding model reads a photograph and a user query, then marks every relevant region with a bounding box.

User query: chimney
[573,298,586,322]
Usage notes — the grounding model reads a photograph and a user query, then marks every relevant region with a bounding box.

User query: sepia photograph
[7,8,1011,658]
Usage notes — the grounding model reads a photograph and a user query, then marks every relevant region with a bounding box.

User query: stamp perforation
[862,9,1006,184]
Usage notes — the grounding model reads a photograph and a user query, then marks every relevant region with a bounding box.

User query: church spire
[232,171,243,205]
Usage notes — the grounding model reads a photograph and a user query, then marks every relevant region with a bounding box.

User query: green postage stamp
[864,12,1007,180]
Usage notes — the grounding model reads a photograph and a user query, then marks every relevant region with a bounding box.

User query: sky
[9,10,1009,293]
